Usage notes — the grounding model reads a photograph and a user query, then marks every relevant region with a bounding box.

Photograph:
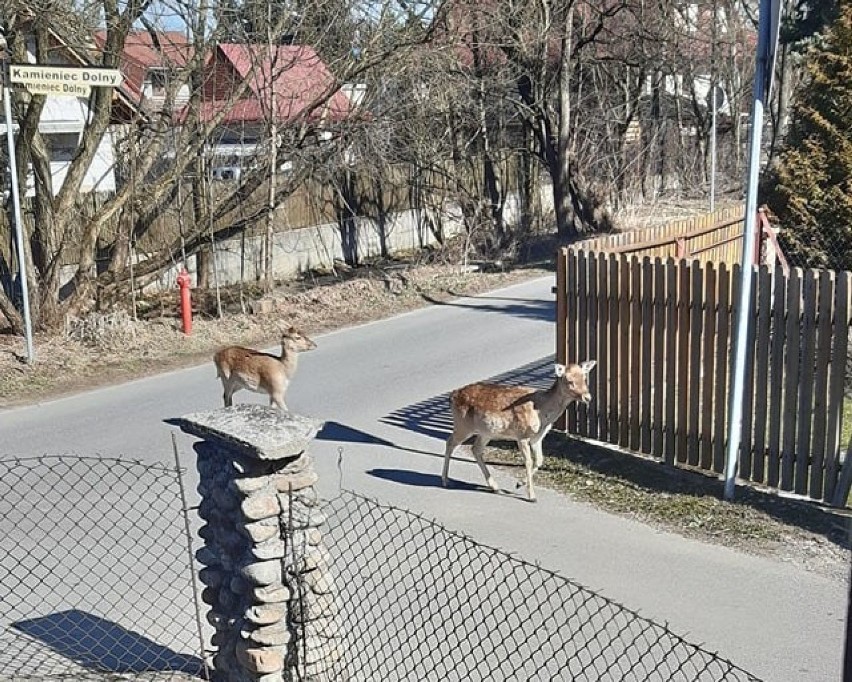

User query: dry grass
[483,435,851,583]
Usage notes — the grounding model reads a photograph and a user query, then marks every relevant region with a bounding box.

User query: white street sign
[9,65,123,97]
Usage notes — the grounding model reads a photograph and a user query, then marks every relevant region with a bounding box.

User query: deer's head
[555,360,596,404]
[281,327,317,353]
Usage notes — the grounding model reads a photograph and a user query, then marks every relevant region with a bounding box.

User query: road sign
[9,65,123,97]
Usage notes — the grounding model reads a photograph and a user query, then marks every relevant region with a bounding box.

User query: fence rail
[557,248,852,504]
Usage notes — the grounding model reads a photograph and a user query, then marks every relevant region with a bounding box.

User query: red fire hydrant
[176,268,193,335]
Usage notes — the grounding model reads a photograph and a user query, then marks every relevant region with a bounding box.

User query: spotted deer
[213,327,316,412]
[442,361,596,501]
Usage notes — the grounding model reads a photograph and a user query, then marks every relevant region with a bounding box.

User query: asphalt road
[1,276,847,682]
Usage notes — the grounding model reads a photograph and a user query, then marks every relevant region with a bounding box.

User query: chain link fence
[318,491,763,682]
[0,456,205,681]
[2,456,763,681]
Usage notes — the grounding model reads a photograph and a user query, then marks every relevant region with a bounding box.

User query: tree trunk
[554,5,579,241]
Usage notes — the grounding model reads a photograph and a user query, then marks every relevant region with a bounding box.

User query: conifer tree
[764,1,852,270]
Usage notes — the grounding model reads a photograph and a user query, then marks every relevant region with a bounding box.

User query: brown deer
[213,327,317,412]
[442,361,596,501]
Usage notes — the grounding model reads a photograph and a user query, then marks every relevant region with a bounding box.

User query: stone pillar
[177,405,341,682]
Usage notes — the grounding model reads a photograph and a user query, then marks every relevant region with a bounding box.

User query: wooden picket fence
[581,206,746,264]
[557,249,852,505]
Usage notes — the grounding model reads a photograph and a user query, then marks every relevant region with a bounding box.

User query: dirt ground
[1,205,849,585]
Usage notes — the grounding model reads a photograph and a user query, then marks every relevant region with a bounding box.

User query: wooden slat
[795,270,818,495]
[809,270,835,500]
[577,252,589,435]
[567,249,579,433]
[751,265,773,484]
[619,256,631,448]
[781,269,802,491]
[713,263,731,474]
[630,257,642,451]
[687,260,703,466]
[604,215,745,254]
[641,257,654,454]
[832,436,852,508]
[676,261,691,463]
[652,258,666,458]
[767,268,788,488]
[555,248,569,433]
[700,262,717,470]
[739,266,758,481]
[665,259,679,466]
[597,253,610,441]
[825,272,851,501]
[587,254,599,440]
[609,254,620,441]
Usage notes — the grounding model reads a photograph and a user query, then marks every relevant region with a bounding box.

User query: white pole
[1,43,35,364]
[723,0,781,500]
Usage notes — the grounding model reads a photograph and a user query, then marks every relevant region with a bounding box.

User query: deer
[442,360,596,502]
[213,326,317,412]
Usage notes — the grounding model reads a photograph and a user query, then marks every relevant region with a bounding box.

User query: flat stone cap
[176,405,324,460]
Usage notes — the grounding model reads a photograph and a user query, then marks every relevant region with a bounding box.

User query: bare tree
[0,0,444,335]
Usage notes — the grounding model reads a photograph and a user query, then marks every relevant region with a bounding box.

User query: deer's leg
[223,382,234,407]
[442,427,467,487]
[532,424,552,470]
[531,441,544,472]
[472,436,499,492]
[519,439,536,502]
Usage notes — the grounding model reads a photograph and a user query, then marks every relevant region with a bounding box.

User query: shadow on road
[367,468,527,501]
[380,355,558,441]
[418,292,556,323]
[12,609,203,675]
[317,421,436,458]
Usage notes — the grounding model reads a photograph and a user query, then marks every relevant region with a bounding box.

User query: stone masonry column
[177,405,342,682]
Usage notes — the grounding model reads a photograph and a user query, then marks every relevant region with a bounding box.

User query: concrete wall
[149,204,467,291]
[60,184,555,292]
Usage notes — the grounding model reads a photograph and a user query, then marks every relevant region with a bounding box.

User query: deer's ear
[554,363,567,377]
[580,360,597,374]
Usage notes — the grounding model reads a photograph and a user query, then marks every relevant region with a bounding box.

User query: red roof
[95,30,192,100]
[195,43,355,125]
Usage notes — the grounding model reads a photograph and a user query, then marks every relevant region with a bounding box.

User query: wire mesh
[0,456,205,681]
[318,490,764,682]
[2,455,763,682]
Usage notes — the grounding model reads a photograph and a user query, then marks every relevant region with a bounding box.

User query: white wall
[179,206,466,289]
[60,186,555,292]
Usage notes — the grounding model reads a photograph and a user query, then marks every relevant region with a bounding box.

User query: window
[148,69,167,97]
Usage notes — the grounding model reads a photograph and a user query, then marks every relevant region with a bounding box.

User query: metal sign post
[723,0,784,501]
[0,29,34,364]
[0,27,123,364]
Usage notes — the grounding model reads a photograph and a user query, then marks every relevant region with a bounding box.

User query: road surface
[0,276,846,681]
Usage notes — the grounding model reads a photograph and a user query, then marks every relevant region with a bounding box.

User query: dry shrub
[65,311,139,351]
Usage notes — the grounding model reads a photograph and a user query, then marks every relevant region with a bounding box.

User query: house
[94,30,192,115]
[193,43,359,173]
[0,22,138,196]
[102,35,361,177]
